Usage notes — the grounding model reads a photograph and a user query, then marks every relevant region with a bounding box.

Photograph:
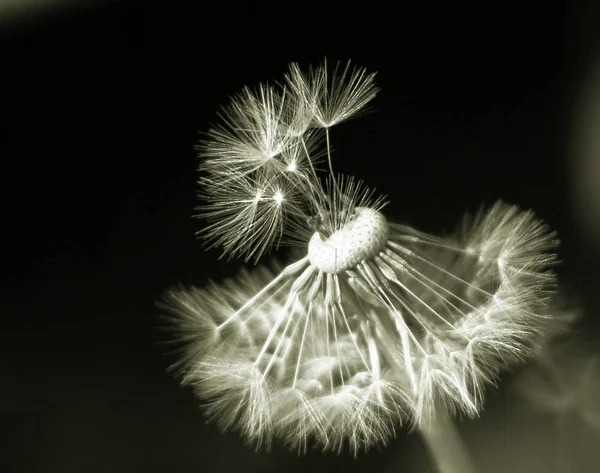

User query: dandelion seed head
[166,195,565,451]
[164,59,569,455]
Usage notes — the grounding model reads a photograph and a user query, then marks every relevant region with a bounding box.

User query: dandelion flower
[165,196,559,453]
[162,60,564,462]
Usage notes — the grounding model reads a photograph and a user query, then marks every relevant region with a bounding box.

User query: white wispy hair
[164,59,564,455]
[285,59,379,129]
[200,84,294,177]
[163,199,560,454]
[195,59,379,263]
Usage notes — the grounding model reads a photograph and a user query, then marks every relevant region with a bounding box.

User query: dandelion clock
[161,59,565,473]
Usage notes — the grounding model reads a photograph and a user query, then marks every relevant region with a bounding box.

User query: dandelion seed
[200,83,293,176]
[285,59,379,129]
[163,59,565,464]
[196,169,309,262]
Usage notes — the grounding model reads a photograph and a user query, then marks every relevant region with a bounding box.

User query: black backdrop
[2,1,600,472]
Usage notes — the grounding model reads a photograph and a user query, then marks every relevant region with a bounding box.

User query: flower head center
[308,207,389,274]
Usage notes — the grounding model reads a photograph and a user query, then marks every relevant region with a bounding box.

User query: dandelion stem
[554,412,572,473]
[325,128,340,197]
[300,136,328,210]
[419,410,477,473]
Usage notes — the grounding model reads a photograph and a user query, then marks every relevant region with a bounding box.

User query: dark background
[2,1,600,472]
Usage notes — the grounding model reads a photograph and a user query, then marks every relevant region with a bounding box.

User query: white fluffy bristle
[308,207,389,274]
